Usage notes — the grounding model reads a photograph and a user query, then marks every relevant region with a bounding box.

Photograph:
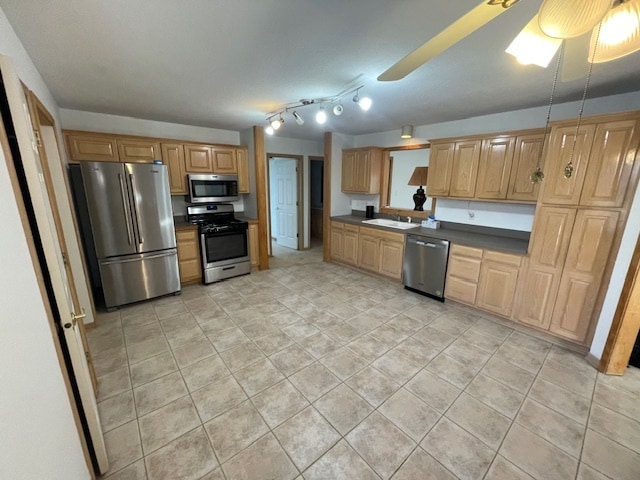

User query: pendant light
[538,0,613,38]
[589,0,640,62]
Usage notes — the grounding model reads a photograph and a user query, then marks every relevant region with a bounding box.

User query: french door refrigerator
[80,161,180,308]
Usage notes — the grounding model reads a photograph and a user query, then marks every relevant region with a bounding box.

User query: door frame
[309,155,324,242]
[266,153,303,252]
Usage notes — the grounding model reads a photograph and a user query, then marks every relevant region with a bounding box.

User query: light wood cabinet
[579,119,639,208]
[249,222,259,267]
[476,251,522,317]
[426,143,455,196]
[507,133,545,202]
[516,206,576,330]
[379,239,404,280]
[211,147,237,174]
[343,224,360,266]
[476,136,515,200]
[550,209,620,342]
[449,140,481,197]
[117,139,162,163]
[358,232,380,273]
[445,244,483,305]
[175,227,202,285]
[236,147,250,193]
[162,143,187,194]
[65,133,119,162]
[541,124,596,205]
[330,221,344,261]
[341,147,382,193]
[184,144,213,172]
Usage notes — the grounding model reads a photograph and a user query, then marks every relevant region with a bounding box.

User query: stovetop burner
[186,203,247,234]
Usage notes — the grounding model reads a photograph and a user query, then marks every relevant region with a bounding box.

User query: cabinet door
[516,206,576,329]
[176,228,202,284]
[117,139,162,163]
[580,119,639,208]
[445,277,478,305]
[507,133,545,202]
[162,143,187,194]
[476,136,515,199]
[236,147,250,193]
[184,145,213,172]
[358,233,380,272]
[379,240,404,280]
[341,151,357,192]
[249,223,259,267]
[449,140,481,197]
[65,133,119,162]
[541,124,596,205]
[330,222,344,261]
[343,229,359,265]
[354,151,371,192]
[211,147,237,174]
[476,261,519,317]
[426,143,454,196]
[550,209,619,343]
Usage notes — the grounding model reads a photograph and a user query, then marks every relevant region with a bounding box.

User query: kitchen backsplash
[171,195,245,217]
[434,199,535,232]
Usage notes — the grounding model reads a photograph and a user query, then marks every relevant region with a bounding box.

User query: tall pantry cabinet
[516,113,640,345]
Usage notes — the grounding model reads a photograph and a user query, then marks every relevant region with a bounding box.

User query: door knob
[64,310,86,329]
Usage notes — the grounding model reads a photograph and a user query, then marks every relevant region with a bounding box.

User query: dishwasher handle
[407,235,449,250]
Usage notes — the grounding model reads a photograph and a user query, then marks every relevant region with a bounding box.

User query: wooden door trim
[254,126,269,270]
[323,133,332,262]
[599,232,640,374]
[266,153,304,251]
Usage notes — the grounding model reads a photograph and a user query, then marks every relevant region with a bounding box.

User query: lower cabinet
[249,222,259,267]
[330,221,404,280]
[175,227,202,285]
[446,244,522,319]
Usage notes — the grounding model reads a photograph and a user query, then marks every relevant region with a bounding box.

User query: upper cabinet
[541,116,639,208]
[427,129,543,203]
[63,130,251,194]
[342,147,382,193]
[476,136,515,200]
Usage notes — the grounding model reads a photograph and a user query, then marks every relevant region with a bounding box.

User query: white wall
[60,109,240,145]
[330,133,356,216]
[435,199,536,232]
[0,8,90,479]
[240,127,258,219]
[265,135,324,249]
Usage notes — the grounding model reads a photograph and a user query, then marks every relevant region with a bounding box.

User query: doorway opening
[310,156,324,250]
[267,154,302,257]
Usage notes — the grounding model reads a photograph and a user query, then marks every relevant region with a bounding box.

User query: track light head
[316,107,327,124]
[292,110,305,125]
[352,90,372,111]
[333,103,344,116]
[270,116,283,130]
[265,125,274,135]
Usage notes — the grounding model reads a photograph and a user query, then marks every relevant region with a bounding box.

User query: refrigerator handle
[118,173,134,246]
[100,249,177,266]
[129,173,145,245]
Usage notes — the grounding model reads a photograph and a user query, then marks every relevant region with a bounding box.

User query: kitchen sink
[362,218,419,230]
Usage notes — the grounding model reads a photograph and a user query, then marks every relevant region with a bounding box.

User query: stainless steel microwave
[188,174,239,203]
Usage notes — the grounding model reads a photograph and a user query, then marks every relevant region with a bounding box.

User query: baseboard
[585,353,601,370]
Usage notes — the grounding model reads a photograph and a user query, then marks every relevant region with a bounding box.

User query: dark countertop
[331,214,530,255]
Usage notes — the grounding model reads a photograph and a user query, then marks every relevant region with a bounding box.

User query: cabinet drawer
[344,223,360,233]
[330,221,344,231]
[483,250,523,267]
[447,255,482,282]
[359,226,404,243]
[445,276,478,305]
[450,244,483,259]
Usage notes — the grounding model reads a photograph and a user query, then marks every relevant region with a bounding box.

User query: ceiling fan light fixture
[589,0,640,62]
[538,0,614,39]
[316,107,327,124]
[506,15,562,67]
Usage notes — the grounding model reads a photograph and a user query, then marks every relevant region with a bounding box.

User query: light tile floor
[91,244,640,480]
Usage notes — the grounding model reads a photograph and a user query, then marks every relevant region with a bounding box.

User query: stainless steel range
[187,204,250,284]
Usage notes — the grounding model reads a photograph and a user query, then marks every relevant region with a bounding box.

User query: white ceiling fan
[378,0,640,82]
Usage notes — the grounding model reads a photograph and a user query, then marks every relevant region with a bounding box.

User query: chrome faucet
[395,214,401,221]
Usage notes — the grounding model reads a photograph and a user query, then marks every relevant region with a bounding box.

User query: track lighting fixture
[264,83,372,133]
[292,111,304,125]
[316,107,327,124]
[400,125,414,139]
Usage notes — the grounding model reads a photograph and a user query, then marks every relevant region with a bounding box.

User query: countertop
[331,214,530,255]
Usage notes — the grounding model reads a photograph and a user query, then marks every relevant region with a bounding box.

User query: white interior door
[272,158,298,249]
[0,56,108,474]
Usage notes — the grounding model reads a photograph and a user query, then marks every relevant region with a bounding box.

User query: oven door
[201,228,249,269]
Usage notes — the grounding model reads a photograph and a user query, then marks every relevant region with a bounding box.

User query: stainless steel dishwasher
[403,234,450,300]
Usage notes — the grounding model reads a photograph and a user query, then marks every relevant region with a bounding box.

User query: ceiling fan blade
[378,0,518,81]
[560,33,591,82]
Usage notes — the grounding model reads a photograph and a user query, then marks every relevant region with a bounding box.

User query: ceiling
[2,0,639,141]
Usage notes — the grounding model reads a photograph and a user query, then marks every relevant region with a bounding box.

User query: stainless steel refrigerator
[80,161,180,308]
